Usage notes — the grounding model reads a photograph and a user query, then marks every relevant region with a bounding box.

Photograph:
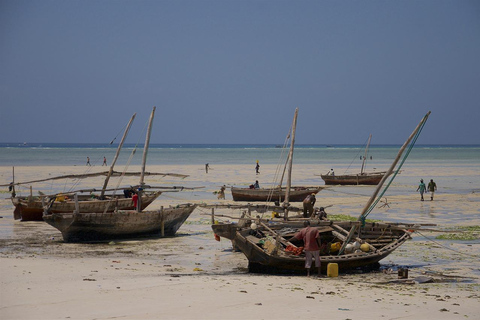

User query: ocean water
[1,143,479,197]
[1,143,479,166]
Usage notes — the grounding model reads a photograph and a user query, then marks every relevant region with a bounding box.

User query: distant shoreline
[1,142,479,149]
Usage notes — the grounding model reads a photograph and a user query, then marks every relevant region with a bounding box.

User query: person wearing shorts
[292,220,321,277]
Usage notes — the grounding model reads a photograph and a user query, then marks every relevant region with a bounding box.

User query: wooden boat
[230,186,324,202]
[210,203,306,242]
[7,112,187,221]
[231,112,432,274]
[231,108,324,203]
[43,203,197,242]
[9,169,189,221]
[43,107,197,242]
[12,190,161,221]
[320,134,387,185]
[320,172,386,185]
[234,221,412,273]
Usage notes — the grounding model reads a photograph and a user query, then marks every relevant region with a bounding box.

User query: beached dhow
[12,188,162,221]
[230,186,323,202]
[234,220,412,273]
[43,107,197,242]
[320,171,385,186]
[320,135,387,185]
[43,203,196,242]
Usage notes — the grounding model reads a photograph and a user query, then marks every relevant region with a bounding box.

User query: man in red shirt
[292,220,321,277]
[132,192,139,210]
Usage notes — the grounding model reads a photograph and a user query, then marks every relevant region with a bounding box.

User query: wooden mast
[339,111,431,254]
[360,134,372,174]
[137,106,156,212]
[283,108,298,220]
[11,166,15,197]
[100,113,136,199]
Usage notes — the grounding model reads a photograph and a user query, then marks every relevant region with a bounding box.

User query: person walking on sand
[102,157,107,166]
[86,157,91,166]
[416,179,426,201]
[428,179,437,201]
[255,161,260,175]
[205,163,209,173]
[303,193,316,218]
[290,220,321,277]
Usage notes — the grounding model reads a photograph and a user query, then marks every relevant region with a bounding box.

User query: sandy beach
[1,163,479,319]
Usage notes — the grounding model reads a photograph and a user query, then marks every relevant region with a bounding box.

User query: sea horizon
[1,142,479,167]
[1,142,479,149]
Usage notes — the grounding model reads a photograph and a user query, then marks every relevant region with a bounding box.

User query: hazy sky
[1,0,479,145]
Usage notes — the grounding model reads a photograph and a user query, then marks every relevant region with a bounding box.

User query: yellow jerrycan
[327,263,338,277]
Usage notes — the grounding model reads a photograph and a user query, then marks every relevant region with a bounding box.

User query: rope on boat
[343,136,370,175]
[109,117,132,145]
[65,157,98,193]
[60,116,139,194]
[415,230,480,259]
[102,146,138,213]
[265,125,292,205]
[337,113,431,254]
[257,122,294,218]
[361,114,429,220]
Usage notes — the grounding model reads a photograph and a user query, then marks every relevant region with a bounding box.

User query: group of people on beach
[416,179,437,201]
[86,157,107,166]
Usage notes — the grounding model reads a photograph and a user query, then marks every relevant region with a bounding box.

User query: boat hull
[233,223,410,274]
[212,223,238,241]
[320,172,385,185]
[230,187,324,202]
[12,192,162,221]
[42,203,196,242]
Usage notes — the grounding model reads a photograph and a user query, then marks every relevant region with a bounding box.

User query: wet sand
[1,164,479,319]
